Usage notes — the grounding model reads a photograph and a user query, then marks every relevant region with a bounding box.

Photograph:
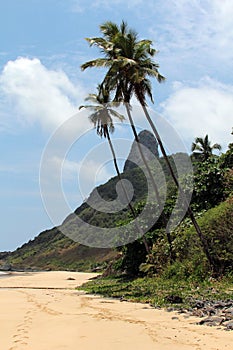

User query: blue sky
[0,0,233,251]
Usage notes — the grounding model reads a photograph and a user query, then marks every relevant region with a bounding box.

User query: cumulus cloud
[161,77,233,151]
[0,57,86,132]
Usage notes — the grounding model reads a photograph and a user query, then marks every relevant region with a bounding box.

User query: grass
[78,274,233,309]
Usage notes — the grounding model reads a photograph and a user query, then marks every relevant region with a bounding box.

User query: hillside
[3,162,150,271]
[2,130,164,271]
[4,134,230,274]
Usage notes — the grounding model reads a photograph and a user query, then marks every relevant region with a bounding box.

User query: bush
[173,197,233,275]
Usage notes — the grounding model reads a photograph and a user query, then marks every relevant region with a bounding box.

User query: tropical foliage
[191,134,221,161]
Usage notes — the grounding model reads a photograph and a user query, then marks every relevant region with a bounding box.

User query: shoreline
[1,271,233,350]
[0,271,11,277]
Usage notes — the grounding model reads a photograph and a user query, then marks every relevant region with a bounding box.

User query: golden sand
[0,271,232,350]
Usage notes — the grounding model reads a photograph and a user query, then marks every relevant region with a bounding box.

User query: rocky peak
[123,130,159,172]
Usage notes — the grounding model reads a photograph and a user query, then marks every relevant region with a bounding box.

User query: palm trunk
[106,128,151,255]
[140,103,216,271]
[124,103,174,261]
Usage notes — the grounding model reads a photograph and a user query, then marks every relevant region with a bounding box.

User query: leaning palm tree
[93,23,176,258]
[191,135,221,161]
[81,21,216,270]
[79,85,150,254]
[81,22,175,259]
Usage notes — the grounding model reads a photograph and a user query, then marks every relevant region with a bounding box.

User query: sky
[0,0,232,251]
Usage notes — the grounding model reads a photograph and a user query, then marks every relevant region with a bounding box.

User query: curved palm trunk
[105,128,150,255]
[124,103,174,261]
[140,104,216,271]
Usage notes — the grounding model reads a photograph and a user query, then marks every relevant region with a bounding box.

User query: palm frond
[212,143,222,151]
[81,58,111,70]
[100,21,119,38]
[108,109,125,121]
[85,37,110,49]
[79,104,102,112]
[81,20,165,107]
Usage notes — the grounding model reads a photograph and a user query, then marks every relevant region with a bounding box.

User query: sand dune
[0,271,232,350]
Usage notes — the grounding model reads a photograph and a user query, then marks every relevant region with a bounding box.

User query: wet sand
[0,271,232,350]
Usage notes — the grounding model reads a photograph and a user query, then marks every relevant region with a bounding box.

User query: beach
[0,271,232,350]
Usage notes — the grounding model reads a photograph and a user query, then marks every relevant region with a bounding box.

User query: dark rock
[166,307,176,312]
[194,300,205,309]
[67,277,75,280]
[191,309,206,318]
[175,299,233,330]
[199,316,224,326]
[123,130,159,172]
[224,307,233,314]
[222,309,233,320]
[224,321,233,330]
[0,264,12,271]
[213,301,233,308]
[165,295,183,304]
[205,306,217,316]
[177,308,188,314]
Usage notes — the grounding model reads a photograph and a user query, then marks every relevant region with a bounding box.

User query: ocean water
[0,271,9,277]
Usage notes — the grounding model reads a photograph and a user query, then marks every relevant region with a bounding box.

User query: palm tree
[94,22,175,259]
[191,135,222,161]
[79,85,150,254]
[81,21,216,271]
[81,22,175,260]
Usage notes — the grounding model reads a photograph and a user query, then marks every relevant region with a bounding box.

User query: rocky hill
[124,130,159,171]
[3,130,162,271]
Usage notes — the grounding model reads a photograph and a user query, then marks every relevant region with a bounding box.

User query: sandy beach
[0,271,232,350]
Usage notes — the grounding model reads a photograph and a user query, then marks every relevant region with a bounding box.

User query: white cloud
[70,0,233,59]
[151,0,233,69]
[70,1,233,86]
[161,77,233,151]
[0,57,86,132]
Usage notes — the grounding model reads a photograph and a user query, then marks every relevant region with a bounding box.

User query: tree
[81,21,216,270]
[192,158,225,210]
[79,85,150,254]
[81,21,176,260]
[191,135,222,161]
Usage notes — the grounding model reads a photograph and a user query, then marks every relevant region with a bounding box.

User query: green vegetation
[78,275,233,309]
[4,228,117,271]
[191,134,221,162]
[79,140,233,306]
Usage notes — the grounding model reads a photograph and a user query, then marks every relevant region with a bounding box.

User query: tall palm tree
[81,22,175,259]
[93,22,175,259]
[79,85,150,254]
[191,135,222,161]
[81,21,216,270]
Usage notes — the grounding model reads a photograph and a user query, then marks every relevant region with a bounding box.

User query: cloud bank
[161,77,233,151]
[0,57,86,132]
